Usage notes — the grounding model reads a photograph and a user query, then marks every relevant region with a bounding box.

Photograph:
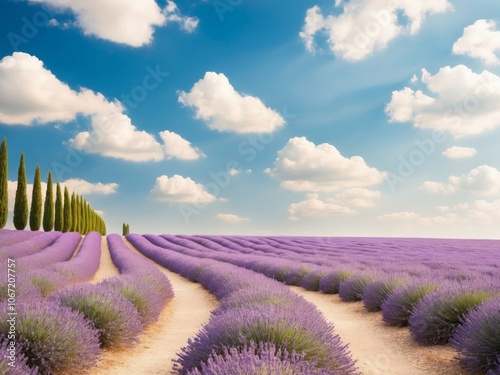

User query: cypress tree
[62,186,71,232]
[0,138,7,228]
[54,183,63,231]
[70,192,77,232]
[29,165,42,231]
[13,153,28,230]
[42,171,54,231]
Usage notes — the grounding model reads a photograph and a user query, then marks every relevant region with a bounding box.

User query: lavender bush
[362,276,407,312]
[49,231,102,282]
[186,342,334,375]
[102,275,164,325]
[381,281,439,326]
[450,298,500,374]
[0,231,61,261]
[53,283,143,349]
[339,274,377,302]
[318,270,354,294]
[0,340,38,375]
[0,300,101,374]
[409,284,497,345]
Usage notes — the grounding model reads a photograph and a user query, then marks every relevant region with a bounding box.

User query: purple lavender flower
[339,274,377,302]
[362,276,407,312]
[53,283,143,349]
[319,270,355,294]
[0,340,38,375]
[409,283,498,345]
[381,280,439,326]
[186,342,336,375]
[0,300,101,374]
[450,297,500,373]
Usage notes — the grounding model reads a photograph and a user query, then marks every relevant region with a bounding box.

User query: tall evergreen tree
[62,186,71,233]
[70,192,77,232]
[29,165,42,231]
[42,171,54,231]
[54,183,63,231]
[0,138,8,228]
[13,153,28,230]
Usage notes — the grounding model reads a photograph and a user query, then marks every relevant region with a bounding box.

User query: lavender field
[0,229,499,374]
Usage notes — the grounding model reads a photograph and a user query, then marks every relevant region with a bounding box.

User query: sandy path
[89,236,120,283]
[88,237,219,374]
[290,288,466,375]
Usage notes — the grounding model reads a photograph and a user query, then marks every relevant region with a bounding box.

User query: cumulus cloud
[0,52,194,163]
[421,165,500,196]
[159,130,205,161]
[69,113,164,162]
[453,19,500,65]
[178,72,285,133]
[300,0,452,61]
[386,65,500,137]
[336,188,381,208]
[266,137,386,192]
[62,178,118,195]
[288,197,355,221]
[378,199,500,226]
[442,146,476,159]
[29,0,198,47]
[215,213,249,223]
[0,52,120,125]
[377,211,419,221]
[151,175,217,204]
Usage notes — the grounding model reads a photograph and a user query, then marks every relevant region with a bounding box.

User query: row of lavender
[142,234,500,374]
[0,230,174,374]
[126,233,358,375]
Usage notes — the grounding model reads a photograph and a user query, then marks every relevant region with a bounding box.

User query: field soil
[87,240,466,375]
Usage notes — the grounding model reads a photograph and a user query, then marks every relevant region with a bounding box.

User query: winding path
[290,287,466,375]
[88,238,218,374]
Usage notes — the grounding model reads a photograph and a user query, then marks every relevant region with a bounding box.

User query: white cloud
[288,197,355,221]
[159,130,205,161]
[0,52,175,162]
[70,113,164,162]
[62,178,118,195]
[336,188,381,208]
[422,165,500,196]
[0,52,120,125]
[379,199,500,226]
[266,137,386,192]
[228,168,240,176]
[178,72,285,133]
[453,19,500,65]
[29,0,198,47]
[151,175,217,204]
[377,211,419,221]
[215,213,249,223]
[386,65,500,137]
[442,146,476,159]
[300,0,452,61]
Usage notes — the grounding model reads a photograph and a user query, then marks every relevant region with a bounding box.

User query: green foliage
[54,182,63,231]
[0,138,7,228]
[62,186,72,232]
[70,192,77,232]
[42,171,54,231]
[13,153,28,230]
[29,165,42,231]
[123,223,130,235]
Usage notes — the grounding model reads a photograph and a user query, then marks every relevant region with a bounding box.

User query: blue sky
[1,0,500,238]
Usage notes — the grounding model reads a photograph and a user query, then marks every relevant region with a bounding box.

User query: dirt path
[89,236,119,283]
[290,288,466,375]
[88,238,219,374]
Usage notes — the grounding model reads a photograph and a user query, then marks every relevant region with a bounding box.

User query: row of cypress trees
[0,137,106,235]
